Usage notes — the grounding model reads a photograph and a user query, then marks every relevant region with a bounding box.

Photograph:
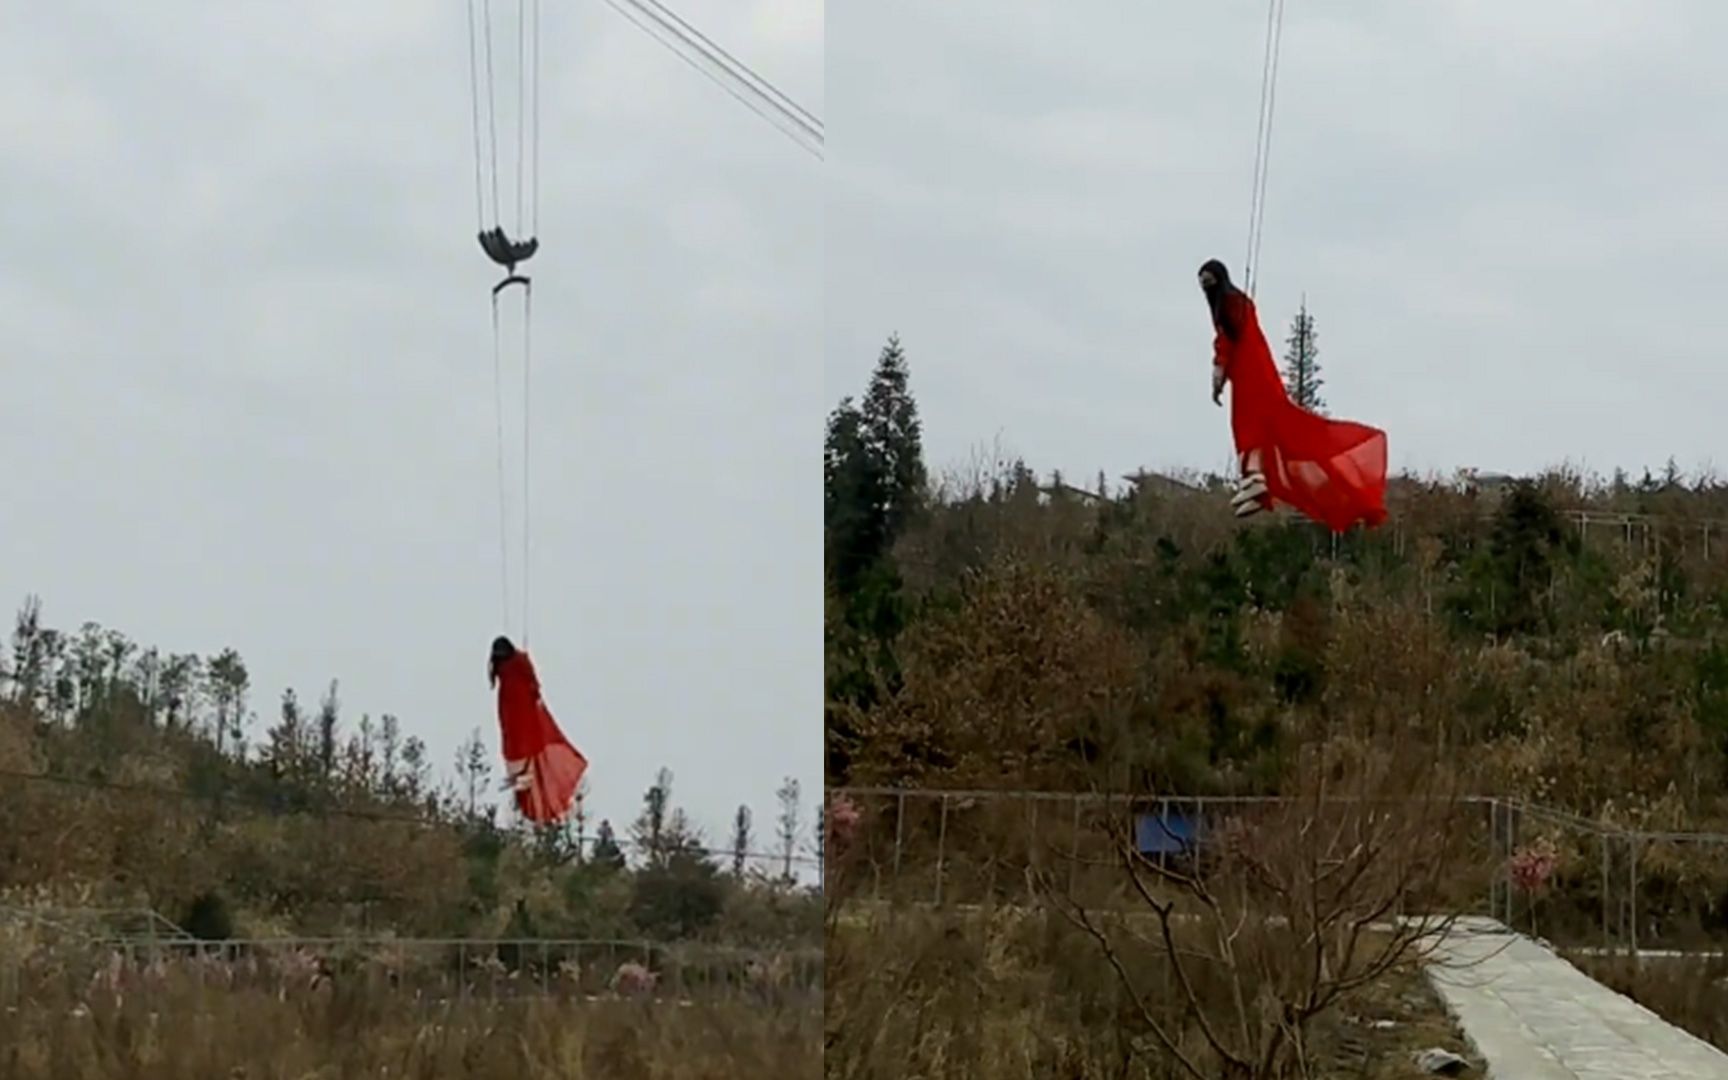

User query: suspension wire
[1243,0,1275,293]
[1249,0,1286,298]
[531,0,541,237]
[1243,0,1287,298]
[491,298,513,633]
[522,285,533,648]
[482,0,503,227]
[465,0,488,230]
[516,0,528,238]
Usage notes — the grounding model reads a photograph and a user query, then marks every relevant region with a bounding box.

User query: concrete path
[1426,916,1728,1079]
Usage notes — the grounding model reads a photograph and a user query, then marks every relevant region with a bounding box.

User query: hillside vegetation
[0,597,820,950]
[827,337,1728,829]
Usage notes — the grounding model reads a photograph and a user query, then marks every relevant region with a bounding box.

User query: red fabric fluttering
[1212,290,1388,533]
[494,650,587,824]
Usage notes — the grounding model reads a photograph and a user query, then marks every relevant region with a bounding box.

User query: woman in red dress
[1199,258,1388,532]
[489,635,587,824]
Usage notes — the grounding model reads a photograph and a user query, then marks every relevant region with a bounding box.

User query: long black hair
[489,635,517,686]
[1198,258,1242,343]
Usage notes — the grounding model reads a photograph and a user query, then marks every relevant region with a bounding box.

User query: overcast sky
[828,0,1728,491]
[0,0,821,859]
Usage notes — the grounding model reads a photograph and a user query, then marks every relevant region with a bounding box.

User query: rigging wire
[468,0,540,644]
[482,0,503,227]
[531,0,541,237]
[491,300,513,632]
[465,0,488,230]
[516,0,528,238]
[522,286,533,647]
[1244,0,1287,298]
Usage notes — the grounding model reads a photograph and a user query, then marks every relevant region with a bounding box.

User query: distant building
[1455,468,1521,497]
[1037,482,1104,505]
[1122,469,1207,498]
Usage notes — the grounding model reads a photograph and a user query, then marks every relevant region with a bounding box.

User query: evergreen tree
[455,728,491,821]
[316,679,340,774]
[824,333,929,596]
[591,818,627,871]
[205,648,249,756]
[631,767,674,868]
[731,803,753,878]
[776,776,801,884]
[1281,298,1325,413]
[265,688,305,779]
[825,336,931,783]
[859,333,928,543]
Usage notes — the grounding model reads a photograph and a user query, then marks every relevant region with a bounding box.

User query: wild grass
[0,958,820,1080]
[824,904,1469,1080]
[1570,951,1728,1053]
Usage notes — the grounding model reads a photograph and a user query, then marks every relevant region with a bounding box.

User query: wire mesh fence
[828,787,1728,956]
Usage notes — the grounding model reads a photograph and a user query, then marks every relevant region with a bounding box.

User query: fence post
[1628,835,1639,956]
[1600,832,1610,951]
[1068,796,1082,897]
[934,794,949,906]
[1025,798,1040,906]
[892,791,906,904]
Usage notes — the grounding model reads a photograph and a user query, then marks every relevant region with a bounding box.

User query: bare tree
[1033,749,1487,1080]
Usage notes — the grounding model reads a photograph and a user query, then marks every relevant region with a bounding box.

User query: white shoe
[1231,473,1267,504]
[1232,472,1268,517]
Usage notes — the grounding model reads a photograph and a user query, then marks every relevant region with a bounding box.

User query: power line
[631,0,820,131]
[597,0,824,159]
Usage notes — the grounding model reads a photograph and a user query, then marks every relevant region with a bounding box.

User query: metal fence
[828,787,1728,955]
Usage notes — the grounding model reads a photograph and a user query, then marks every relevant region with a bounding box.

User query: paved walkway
[1427,916,1728,1079]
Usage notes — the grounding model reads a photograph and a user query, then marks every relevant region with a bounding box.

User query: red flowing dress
[1214,290,1388,533]
[494,650,588,824]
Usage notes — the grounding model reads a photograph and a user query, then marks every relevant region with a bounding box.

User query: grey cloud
[830,0,1728,486]
[2,0,820,842]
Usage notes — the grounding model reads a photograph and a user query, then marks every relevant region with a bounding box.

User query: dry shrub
[825,904,1466,1080]
[850,559,1147,790]
[1031,746,1490,1080]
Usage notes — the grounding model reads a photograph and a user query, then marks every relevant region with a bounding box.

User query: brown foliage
[850,560,1149,790]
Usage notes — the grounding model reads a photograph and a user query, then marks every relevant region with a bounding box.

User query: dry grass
[0,966,820,1080]
[824,905,1472,1080]
[1569,951,1728,1053]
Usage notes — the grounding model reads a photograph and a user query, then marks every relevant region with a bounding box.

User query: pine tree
[265,688,305,778]
[455,728,491,820]
[824,333,929,596]
[859,333,928,542]
[632,767,674,868]
[776,776,802,884]
[730,803,753,878]
[205,648,249,756]
[592,818,626,870]
[1281,298,1325,413]
[316,680,340,774]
